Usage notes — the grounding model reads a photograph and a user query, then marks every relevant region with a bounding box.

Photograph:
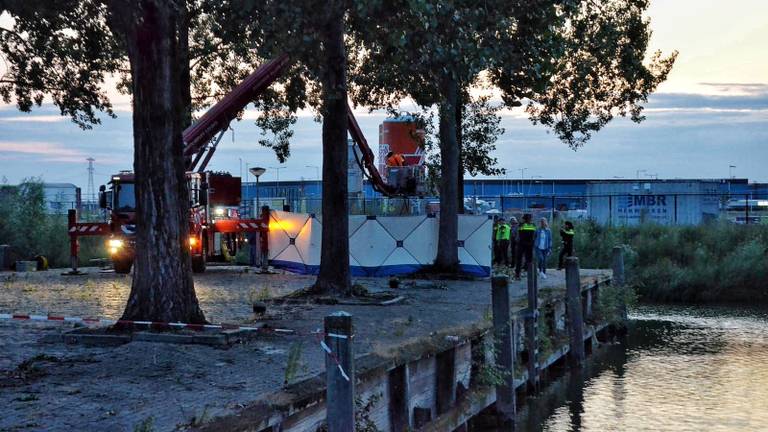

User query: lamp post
[269,166,286,198]
[249,167,266,216]
[306,165,320,181]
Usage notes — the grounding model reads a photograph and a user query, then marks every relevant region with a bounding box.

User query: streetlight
[306,165,320,181]
[249,167,266,215]
[269,166,286,198]
[518,167,527,195]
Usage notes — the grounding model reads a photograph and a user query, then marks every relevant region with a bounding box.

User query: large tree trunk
[456,88,464,215]
[178,0,193,129]
[109,0,205,323]
[434,75,460,272]
[313,2,351,296]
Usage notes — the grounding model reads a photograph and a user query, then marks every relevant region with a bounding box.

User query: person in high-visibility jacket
[515,214,537,280]
[494,218,511,266]
[557,221,575,270]
[386,151,405,167]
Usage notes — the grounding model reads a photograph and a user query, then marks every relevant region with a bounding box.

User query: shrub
[558,219,768,303]
[0,179,106,268]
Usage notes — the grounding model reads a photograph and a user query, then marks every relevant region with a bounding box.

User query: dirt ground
[0,266,608,432]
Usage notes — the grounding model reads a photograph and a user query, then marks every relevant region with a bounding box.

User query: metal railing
[42,191,768,226]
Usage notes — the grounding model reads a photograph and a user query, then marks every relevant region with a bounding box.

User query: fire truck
[67,55,425,274]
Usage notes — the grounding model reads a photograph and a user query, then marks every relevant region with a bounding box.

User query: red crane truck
[67,55,425,274]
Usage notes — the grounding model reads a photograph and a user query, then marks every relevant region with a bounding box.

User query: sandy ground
[0,266,608,432]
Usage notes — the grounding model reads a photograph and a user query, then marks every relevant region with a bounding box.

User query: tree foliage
[0,0,299,160]
[0,0,121,128]
[349,0,675,271]
[490,0,677,147]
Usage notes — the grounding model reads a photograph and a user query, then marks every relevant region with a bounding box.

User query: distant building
[586,180,721,225]
[42,183,81,214]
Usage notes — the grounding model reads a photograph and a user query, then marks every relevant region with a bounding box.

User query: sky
[0,0,767,190]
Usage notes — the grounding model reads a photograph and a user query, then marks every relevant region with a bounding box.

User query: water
[517,304,768,432]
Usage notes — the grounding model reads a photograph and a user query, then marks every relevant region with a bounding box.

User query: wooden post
[259,205,270,272]
[525,260,539,392]
[67,209,79,273]
[325,311,355,432]
[565,257,585,367]
[491,275,516,426]
[612,246,627,320]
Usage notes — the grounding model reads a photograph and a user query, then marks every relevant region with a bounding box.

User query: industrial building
[240,177,765,215]
[586,180,722,225]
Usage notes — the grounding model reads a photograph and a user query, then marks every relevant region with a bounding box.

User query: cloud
[0,115,66,123]
[0,140,89,163]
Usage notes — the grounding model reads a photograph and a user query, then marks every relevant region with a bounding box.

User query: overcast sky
[1,0,767,188]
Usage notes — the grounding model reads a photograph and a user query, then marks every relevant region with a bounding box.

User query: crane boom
[182,54,407,197]
[183,54,291,171]
[346,103,397,196]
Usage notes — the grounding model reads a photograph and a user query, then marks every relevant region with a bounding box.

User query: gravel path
[0,266,608,432]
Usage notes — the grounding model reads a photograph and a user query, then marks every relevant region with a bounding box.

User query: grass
[548,220,768,303]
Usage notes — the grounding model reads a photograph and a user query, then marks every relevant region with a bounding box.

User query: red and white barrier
[0,312,294,334]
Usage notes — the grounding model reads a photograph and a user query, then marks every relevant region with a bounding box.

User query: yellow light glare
[109,247,119,255]
[214,207,225,216]
[108,239,124,248]
[189,236,198,247]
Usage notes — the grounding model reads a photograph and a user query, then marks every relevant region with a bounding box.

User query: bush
[553,219,768,303]
[0,179,105,268]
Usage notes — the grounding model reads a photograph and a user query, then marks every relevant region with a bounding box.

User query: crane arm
[183,54,291,171]
[182,53,399,197]
[346,103,397,196]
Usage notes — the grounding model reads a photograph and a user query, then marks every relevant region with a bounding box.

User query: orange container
[378,118,424,173]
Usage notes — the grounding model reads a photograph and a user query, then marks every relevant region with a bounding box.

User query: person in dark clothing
[508,216,519,267]
[492,217,500,265]
[515,213,536,280]
[557,221,575,270]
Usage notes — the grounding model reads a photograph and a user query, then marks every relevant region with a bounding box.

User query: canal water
[517,304,768,431]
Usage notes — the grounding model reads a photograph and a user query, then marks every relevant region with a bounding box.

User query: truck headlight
[214,207,225,216]
[189,236,198,247]
[108,239,124,255]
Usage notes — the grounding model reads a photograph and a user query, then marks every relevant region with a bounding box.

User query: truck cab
[99,171,244,274]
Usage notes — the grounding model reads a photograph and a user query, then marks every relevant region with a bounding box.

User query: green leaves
[492,0,677,148]
[0,0,121,128]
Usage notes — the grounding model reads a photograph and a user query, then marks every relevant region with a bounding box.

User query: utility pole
[269,166,286,191]
[86,158,95,208]
[306,165,320,181]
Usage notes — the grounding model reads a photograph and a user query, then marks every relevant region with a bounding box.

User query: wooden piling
[525,260,539,392]
[325,311,355,432]
[565,257,585,367]
[491,275,516,426]
[612,246,627,320]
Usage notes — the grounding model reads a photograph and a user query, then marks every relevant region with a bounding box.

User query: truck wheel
[113,257,133,274]
[191,254,206,273]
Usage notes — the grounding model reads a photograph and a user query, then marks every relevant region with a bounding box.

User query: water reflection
[518,304,768,432]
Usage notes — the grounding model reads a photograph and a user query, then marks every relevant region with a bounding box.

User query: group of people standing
[493,215,575,280]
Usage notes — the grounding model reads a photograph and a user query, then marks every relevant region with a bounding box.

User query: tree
[0,0,207,322]
[349,2,517,272]
[206,0,353,295]
[418,94,506,212]
[106,0,206,322]
[0,0,316,316]
[350,0,675,273]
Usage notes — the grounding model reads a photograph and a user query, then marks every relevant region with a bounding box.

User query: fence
[46,191,768,226]
[243,192,768,226]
